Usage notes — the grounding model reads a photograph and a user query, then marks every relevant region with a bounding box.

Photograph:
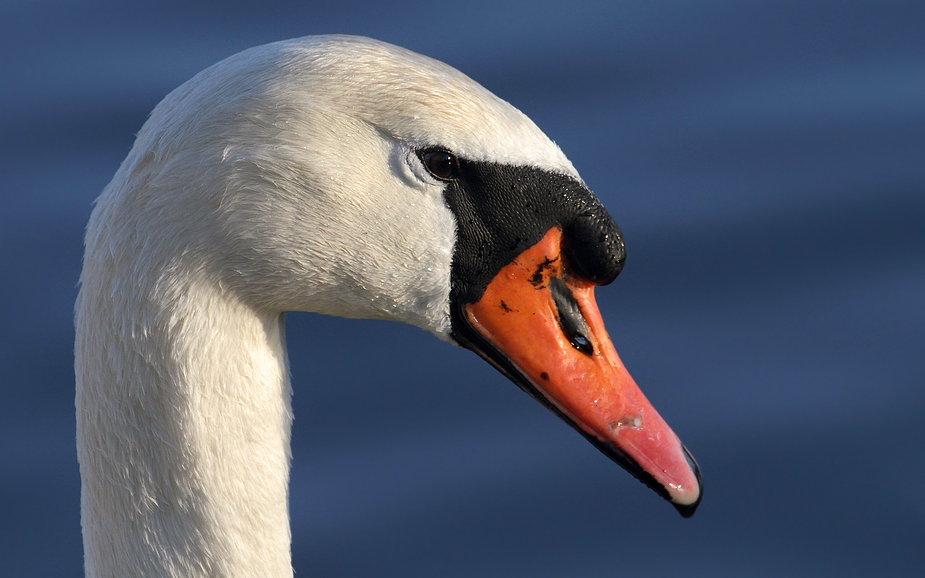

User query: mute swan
[75,35,701,577]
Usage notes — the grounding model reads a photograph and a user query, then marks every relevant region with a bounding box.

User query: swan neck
[76,270,293,577]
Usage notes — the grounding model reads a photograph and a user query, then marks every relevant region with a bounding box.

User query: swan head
[90,35,700,516]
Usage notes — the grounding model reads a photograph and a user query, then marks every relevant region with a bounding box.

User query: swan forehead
[263,36,578,175]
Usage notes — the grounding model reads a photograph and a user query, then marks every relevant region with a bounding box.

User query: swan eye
[420,150,459,180]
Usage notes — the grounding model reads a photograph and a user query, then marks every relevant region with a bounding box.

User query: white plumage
[76,36,580,577]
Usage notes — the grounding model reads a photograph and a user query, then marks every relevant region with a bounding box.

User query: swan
[75,35,702,577]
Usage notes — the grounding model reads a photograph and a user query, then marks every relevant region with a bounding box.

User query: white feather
[76,35,576,577]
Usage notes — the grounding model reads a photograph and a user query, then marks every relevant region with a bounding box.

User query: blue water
[2,1,924,576]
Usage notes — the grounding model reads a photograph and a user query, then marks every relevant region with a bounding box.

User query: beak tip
[673,497,701,518]
[671,443,703,518]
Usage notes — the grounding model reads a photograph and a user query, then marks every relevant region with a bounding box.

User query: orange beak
[461,227,702,516]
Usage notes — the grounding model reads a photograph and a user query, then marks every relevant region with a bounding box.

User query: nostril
[570,334,592,352]
[549,276,594,355]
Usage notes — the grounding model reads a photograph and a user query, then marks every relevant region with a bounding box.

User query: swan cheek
[463,227,702,515]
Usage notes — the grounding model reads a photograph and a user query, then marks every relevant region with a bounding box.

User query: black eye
[421,150,459,180]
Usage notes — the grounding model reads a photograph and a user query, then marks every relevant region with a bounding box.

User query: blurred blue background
[2,1,923,576]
